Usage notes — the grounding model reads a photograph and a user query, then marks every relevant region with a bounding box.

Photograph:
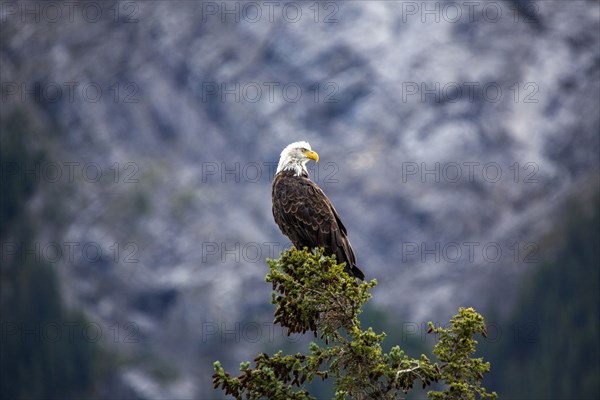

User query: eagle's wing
[272,174,364,279]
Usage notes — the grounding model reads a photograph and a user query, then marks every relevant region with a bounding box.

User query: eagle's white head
[276,141,319,177]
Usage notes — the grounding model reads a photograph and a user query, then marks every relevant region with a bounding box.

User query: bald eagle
[271,141,365,280]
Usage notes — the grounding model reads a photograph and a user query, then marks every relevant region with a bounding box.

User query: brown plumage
[271,142,365,280]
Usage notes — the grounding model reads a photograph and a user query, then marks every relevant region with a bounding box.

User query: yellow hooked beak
[305,150,319,162]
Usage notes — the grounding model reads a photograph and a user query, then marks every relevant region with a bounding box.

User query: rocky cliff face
[2,1,598,398]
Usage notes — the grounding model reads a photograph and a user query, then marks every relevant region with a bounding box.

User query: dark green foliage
[0,256,99,399]
[0,110,45,238]
[213,247,496,399]
[0,110,101,398]
[483,193,600,399]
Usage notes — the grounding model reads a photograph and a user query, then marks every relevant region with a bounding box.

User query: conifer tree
[213,248,496,399]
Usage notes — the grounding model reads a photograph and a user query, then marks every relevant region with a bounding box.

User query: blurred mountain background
[1,1,598,399]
